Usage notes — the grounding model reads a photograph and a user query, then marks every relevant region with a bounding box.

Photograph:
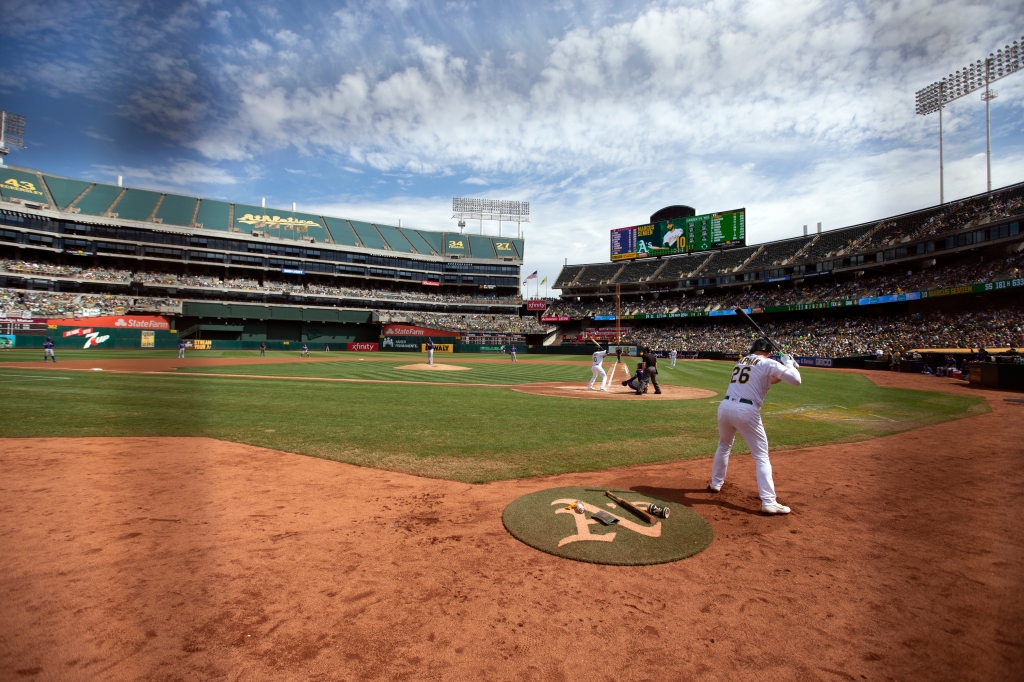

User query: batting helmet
[750,338,772,353]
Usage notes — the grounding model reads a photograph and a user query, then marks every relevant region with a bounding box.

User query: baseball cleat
[600,387,608,392]
[707,483,722,493]
[761,501,791,515]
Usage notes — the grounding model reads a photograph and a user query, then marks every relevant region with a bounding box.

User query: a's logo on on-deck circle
[501,486,713,566]
[551,498,661,547]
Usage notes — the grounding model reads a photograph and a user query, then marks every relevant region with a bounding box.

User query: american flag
[525,271,538,280]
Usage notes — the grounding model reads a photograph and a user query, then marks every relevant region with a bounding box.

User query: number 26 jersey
[725,354,802,409]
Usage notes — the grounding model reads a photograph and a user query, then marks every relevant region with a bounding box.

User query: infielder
[178,339,186,359]
[426,337,434,365]
[708,338,801,515]
[301,343,310,357]
[587,335,609,391]
[43,337,56,362]
[669,349,677,367]
[510,344,517,363]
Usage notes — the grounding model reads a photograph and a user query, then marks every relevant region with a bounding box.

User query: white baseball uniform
[669,350,677,367]
[710,354,801,504]
[589,349,608,389]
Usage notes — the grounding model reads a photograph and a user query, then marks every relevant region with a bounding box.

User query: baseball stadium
[3,14,1024,682]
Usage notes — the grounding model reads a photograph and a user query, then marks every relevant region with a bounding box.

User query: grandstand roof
[0,165,522,264]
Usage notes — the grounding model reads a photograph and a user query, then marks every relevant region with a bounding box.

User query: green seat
[157,194,199,226]
[113,189,161,221]
[375,224,415,252]
[41,174,91,209]
[349,221,387,250]
[74,183,122,215]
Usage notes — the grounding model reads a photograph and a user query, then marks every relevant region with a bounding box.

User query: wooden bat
[733,308,783,353]
[604,491,655,524]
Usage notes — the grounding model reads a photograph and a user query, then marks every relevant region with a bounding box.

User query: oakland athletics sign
[502,486,713,565]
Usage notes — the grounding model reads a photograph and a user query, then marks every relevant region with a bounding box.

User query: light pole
[915,37,1022,200]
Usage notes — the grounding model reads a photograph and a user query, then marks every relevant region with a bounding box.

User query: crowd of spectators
[0,259,132,282]
[548,249,1024,319]
[913,191,1024,241]
[610,304,1024,357]
[0,259,523,306]
[379,310,549,334]
[0,290,180,318]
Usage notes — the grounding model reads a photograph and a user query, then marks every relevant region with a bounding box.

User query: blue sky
[1,0,1021,286]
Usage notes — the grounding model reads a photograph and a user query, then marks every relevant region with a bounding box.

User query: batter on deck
[707,338,801,515]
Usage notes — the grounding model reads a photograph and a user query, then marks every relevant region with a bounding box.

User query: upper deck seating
[615,258,665,283]
[40,174,91,209]
[576,262,623,285]
[468,235,495,259]
[350,220,387,250]
[74,183,122,216]
[744,236,814,270]
[655,253,712,280]
[195,200,232,231]
[375,224,415,252]
[701,246,758,276]
[113,189,161,222]
[156,194,199,226]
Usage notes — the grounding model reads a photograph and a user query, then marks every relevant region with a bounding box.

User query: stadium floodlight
[0,111,26,162]
[915,37,1023,200]
[452,197,530,237]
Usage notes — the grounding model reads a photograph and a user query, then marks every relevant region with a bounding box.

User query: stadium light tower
[915,36,1023,201]
[452,198,530,237]
[0,111,26,164]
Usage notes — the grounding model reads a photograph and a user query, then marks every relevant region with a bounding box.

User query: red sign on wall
[540,315,570,322]
[526,299,548,311]
[47,315,170,330]
[381,324,452,337]
[421,280,440,287]
[347,342,379,352]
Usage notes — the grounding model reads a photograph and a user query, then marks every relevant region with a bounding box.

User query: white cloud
[90,159,240,193]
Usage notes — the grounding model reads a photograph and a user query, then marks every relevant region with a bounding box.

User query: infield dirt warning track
[1,371,1021,681]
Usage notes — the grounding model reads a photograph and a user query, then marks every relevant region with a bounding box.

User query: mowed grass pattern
[0,353,987,482]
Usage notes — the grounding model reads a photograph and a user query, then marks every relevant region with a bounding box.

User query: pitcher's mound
[511,382,717,400]
[397,363,471,371]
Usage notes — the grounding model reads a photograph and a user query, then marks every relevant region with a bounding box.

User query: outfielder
[708,338,801,515]
[178,339,186,359]
[669,349,677,367]
[510,344,517,363]
[587,336,609,391]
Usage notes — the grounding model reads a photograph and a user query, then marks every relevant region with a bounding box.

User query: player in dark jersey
[641,346,661,394]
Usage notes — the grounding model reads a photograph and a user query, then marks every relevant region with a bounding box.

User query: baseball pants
[427,349,434,365]
[589,365,607,388]
[710,401,779,504]
[644,367,661,392]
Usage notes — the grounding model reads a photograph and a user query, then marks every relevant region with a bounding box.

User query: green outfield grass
[0,355,988,482]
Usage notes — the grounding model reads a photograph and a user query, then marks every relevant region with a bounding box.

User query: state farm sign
[347,342,378,352]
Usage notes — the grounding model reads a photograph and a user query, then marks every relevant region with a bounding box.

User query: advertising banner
[423,343,454,353]
[46,315,171,330]
[0,334,14,348]
[526,299,548,311]
[380,337,426,351]
[141,331,155,348]
[347,342,378,352]
[540,315,570,322]
[607,345,639,356]
[382,324,453,337]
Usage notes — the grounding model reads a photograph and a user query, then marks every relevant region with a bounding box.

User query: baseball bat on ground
[733,308,783,353]
[604,491,655,524]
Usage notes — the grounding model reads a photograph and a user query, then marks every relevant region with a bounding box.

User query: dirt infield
[511,381,718,400]
[1,372,1021,680]
[396,363,471,371]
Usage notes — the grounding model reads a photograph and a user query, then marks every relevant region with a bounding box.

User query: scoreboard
[610,208,746,261]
